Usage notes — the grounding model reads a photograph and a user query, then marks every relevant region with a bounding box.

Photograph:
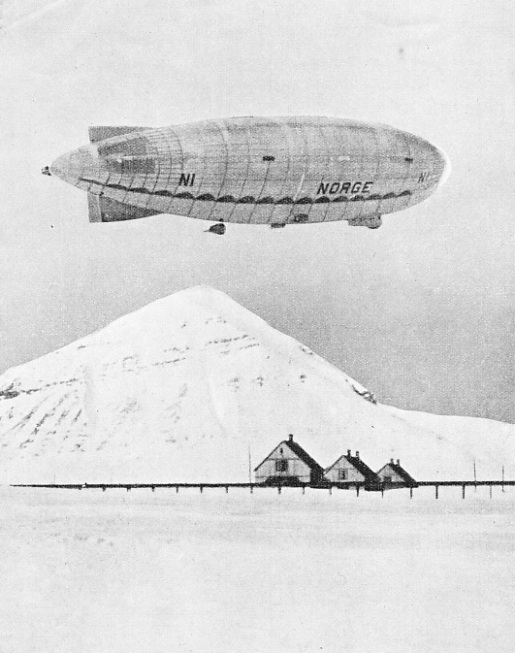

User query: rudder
[88,126,151,144]
[87,195,160,223]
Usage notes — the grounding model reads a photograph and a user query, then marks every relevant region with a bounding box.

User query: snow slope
[0,286,513,483]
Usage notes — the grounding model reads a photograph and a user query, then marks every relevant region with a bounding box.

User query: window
[338,469,347,481]
[384,475,392,484]
[275,460,288,472]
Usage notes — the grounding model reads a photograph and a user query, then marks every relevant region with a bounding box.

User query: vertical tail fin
[88,126,151,143]
[87,195,160,222]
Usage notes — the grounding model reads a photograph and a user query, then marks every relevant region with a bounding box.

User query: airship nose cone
[50,145,97,185]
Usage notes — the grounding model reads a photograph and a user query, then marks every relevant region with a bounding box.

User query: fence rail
[10,479,515,500]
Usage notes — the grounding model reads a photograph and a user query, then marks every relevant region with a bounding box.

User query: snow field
[1,487,514,653]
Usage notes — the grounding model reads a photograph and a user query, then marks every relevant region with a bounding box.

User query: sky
[0,0,514,421]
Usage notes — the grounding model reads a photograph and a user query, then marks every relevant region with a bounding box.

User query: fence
[11,480,515,498]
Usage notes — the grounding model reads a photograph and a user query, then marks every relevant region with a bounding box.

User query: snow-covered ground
[0,286,513,484]
[1,486,514,653]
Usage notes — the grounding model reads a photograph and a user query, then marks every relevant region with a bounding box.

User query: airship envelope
[46,116,450,231]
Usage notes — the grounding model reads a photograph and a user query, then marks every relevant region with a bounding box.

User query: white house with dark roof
[324,450,380,488]
[254,434,324,485]
[376,459,418,488]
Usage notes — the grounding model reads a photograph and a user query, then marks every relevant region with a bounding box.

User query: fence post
[410,487,413,499]
[462,484,466,499]
[435,485,439,500]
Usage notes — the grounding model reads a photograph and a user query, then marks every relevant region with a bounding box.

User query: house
[254,434,325,485]
[324,450,380,489]
[376,459,418,489]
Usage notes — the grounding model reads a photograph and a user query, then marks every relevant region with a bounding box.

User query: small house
[254,434,324,485]
[324,450,380,488]
[376,459,418,489]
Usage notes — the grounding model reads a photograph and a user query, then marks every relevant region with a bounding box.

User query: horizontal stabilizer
[88,126,151,144]
[88,194,160,223]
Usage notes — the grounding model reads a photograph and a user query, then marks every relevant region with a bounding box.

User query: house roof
[254,437,324,473]
[347,455,379,482]
[326,453,379,482]
[287,440,324,474]
[379,461,418,486]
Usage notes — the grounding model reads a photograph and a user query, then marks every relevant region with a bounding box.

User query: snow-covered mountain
[0,285,513,484]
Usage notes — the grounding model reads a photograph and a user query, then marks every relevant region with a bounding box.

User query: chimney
[289,434,294,442]
[390,458,394,464]
[396,459,400,466]
[355,451,360,459]
[347,449,351,457]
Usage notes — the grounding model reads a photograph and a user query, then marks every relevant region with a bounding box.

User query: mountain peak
[0,287,513,484]
[99,284,261,341]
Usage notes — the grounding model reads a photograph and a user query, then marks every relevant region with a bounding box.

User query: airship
[43,116,450,233]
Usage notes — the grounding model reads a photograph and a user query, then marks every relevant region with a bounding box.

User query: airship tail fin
[88,126,151,143]
[88,194,160,223]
